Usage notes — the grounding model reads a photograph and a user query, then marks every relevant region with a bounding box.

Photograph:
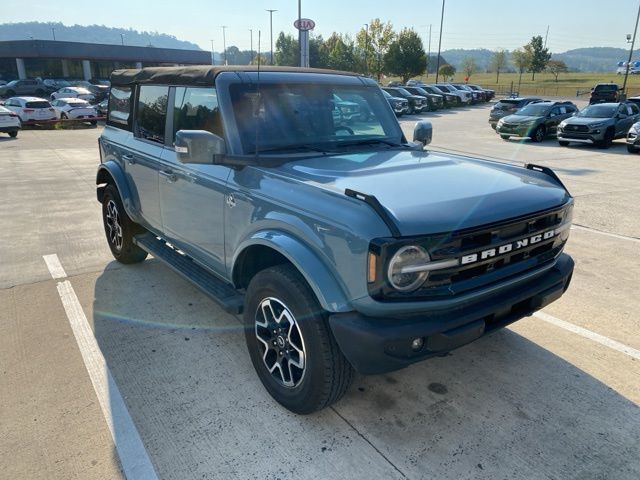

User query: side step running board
[133,234,244,314]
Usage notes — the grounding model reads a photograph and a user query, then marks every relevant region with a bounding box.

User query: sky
[4,0,640,53]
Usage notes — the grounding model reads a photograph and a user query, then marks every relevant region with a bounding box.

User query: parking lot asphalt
[1,105,639,480]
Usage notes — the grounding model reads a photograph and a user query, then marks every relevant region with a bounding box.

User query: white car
[50,86,95,102]
[434,83,472,105]
[50,98,98,124]
[0,105,21,137]
[3,97,57,124]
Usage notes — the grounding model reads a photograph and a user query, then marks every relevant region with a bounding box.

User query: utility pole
[266,9,277,65]
[544,25,550,49]
[221,26,228,65]
[298,0,302,67]
[623,3,640,94]
[427,24,432,77]
[210,40,215,65]
[364,23,369,76]
[51,28,56,41]
[435,0,445,83]
[250,29,254,63]
[120,33,125,46]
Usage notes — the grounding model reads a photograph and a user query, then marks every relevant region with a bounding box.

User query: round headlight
[387,245,430,292]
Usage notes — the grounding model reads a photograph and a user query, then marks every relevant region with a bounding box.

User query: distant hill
[551,47,631,72]
[0,21,202,50]
[441,47,633,73]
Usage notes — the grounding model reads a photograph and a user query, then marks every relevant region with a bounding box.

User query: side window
[630,103,640,115]
[549,107,561,117]
[135,85,168,144]
[107,86,132,129]
[172,87,222,142]
[559,107,567,114]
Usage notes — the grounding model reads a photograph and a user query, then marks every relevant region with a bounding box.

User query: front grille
[372,204,572,301]
[565,124,589,132]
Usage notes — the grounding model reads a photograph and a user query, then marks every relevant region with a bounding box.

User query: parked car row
[491,97,640,151]
[0,96,100,129]
[382,80,495,117]
[0,77,110,100]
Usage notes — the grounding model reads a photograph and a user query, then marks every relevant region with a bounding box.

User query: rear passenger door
[124,85,168,230]
[546,106,564,134]
[159,86,230,276]
[615,104,636,137]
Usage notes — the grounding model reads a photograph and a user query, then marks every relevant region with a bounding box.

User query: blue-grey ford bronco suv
[97,66,574,414]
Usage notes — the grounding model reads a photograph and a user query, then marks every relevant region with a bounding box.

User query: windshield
[576,104,618,118]
[230,83,403,154]
[435,85,450,92]
[516,104,551,116]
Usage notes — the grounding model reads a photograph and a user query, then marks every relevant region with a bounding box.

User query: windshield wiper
[255,143,330,155]
[331,138,414,149]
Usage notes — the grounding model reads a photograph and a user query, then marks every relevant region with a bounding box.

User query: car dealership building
[0,40,211,81]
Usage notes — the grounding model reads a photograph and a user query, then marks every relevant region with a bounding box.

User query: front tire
[558,140,570,146]
[531,125,546,143]
[101,184,148,264]
[244,265,353,414]
[627,144,637,153]
[8,131,18,138]
[500,134,510,140]
[598,128,614,149]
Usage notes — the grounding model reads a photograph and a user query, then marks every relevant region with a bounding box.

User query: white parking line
[534,311,640,360]
[43,254,159,480]
[571,224,640,244]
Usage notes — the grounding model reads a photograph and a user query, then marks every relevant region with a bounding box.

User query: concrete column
[16,58,27,79]
[135,61,142,69]
[81,60,91,80]
[61,59,70,77]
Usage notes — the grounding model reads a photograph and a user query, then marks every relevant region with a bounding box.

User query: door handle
[159,170,177,183]
[123,154,135,165]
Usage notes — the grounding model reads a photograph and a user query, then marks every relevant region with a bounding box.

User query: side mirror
[175,130,225,164]
[413,121,433,147]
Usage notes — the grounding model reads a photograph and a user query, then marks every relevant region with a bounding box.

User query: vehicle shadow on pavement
[91,261,640,480]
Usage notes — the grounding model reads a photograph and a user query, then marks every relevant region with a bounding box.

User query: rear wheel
[627,144,637,153]
[8,131,18,138]
[244,265,353,414]
[558,140,570,147]
[500,135,510,140]
[531,125,546,143]
[101,184,148,264]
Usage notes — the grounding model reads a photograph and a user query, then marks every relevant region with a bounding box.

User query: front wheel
[598,129,614,149]
[500,134,510,140]
[101,184,148,264]
[558,140,570,146]
[627,144,637,153]
[244,265,353,414]
[531,125,546,143]
[8,131,18,138]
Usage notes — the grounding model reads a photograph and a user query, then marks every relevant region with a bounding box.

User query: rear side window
[629,103,639,115]
[25,101,51,109]
[136,85,168,144]
[108,86,132,128]
[172,87,223,142]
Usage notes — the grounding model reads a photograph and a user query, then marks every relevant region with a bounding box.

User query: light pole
[435,0,445,83]
[298,0,302,67]
[266,9,277,65]
[623,3,640,94]
[221,26,228,65]
[51,28,56,41]
[210,39,215,65]
[427,24,432,77]
[250,29,254,63]
[120,33,125,46]
[364,23,369,76]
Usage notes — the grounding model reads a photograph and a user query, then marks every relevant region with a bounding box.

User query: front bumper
[0,125,20,132]
[329,253,574,375]
[557,130,601,144]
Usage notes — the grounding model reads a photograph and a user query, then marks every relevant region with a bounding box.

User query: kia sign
[294,18,315,31]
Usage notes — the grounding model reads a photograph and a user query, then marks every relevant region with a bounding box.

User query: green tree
[438,64,456,80]
[383,29,427,83]
[461,57,477,79]
[511,48,531,92]
[523,35,551,80]
[309,35,329,69]
[490,49,508,83]
[546,59,568,82]
[321,33,360,72]
[274,32,298,66]
[355,18,396,80]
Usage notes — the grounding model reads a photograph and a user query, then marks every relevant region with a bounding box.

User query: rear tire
[558,140,570,147]
[500,135,510,140]
[8,131,18,138]
[244,264,353,414]
[627,144,637,153]
[101,184,148,264]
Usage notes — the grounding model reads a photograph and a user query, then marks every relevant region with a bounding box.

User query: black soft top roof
[110,65,359,86]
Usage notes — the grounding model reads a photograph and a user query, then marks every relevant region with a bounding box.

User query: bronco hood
[278,149,570,236]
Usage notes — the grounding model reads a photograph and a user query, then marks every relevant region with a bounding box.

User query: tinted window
[576,105,617,118]
[108,86,132,127]
[595,84,618,92]
[25,101,51,109]
[630,103,640,114]
[172,87,222,142]
[136,85,168,143]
